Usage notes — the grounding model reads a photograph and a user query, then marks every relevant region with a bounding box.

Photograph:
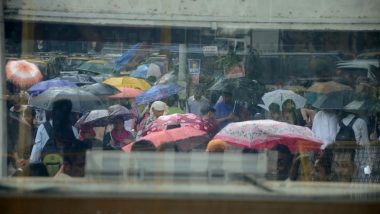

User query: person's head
[282,99,295,112]
[242,148,258,154]
[201,106,216,119]
[131,140,157,152]
[206,139,226,153]
[52,99,74,143]
[271,144,293,180]
[268,103,281,121]
[157,142,179,152]
[23,163,49,177]
[62,140,90,177]
[222,91,233,104]
[330,143,356,182]
[150,101,168,118]
[166,94,179,107]
[112,116,125,132]
[194,88,203,100]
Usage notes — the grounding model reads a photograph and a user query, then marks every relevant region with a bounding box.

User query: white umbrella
[261,89,306,110]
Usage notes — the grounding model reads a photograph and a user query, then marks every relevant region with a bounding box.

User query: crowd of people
[5,74,380,183]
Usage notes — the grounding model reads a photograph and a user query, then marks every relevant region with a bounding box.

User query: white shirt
[312,111,338,149]
[29,121,79,163]
[337,114,369,146]
[187,96,210,116]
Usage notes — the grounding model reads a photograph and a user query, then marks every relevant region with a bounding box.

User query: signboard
[202,46,218,56]
[224,63,245,79]
[188,59,201,74]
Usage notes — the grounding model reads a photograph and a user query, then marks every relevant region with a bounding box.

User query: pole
[0,0,8,177]
[178,44,187,100]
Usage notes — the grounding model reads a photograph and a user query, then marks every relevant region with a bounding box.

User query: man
[312,110,338,149]
[213,90,240,128]
[336,112,369,146]
[187,87,210,116]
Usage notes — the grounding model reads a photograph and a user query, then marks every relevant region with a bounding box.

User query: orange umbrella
[108,87,143,99]
[122,127,210,152]
[6,60,43,87]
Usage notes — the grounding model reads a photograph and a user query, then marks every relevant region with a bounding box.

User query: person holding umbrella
[103,116,134,150]
[213,90,240,129]
[137,101,168,137]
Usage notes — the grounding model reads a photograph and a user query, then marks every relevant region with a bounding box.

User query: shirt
[214,101,235,128]
[187,96,210,116]
[312,111,338,149]
[29,121,80,163]
[337,114,369,146]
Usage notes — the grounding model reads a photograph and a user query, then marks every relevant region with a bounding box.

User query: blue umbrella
[113,43,140,72]
[27,79,77,96]
[136,83,183,105]
[130,64,149,79]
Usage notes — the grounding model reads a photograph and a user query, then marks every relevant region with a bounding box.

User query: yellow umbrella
[307,81,352,93]
[103,76,151,90]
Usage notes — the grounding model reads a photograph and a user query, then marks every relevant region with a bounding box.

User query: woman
[137,101,168,134]
[103,116,134,150]
[281,99,305,126]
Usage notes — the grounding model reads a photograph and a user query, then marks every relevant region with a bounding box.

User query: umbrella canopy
[307,81,352,93]
[81,83,120,96]
[28,79,77,96]
[261,89,306,110]
[77,60,114,74]
[108,87,143,99]
[56,74,97,86]
[141,113,216,136]
[136,83,183,105]
[214,120,322,153]
[123,127,210,152]
[29,87,105,113]
[344,99,380,114]
[103,76,151,90]
[75,104,134,129]
[312,91,353,110]
[6,60,43,87]
[209,77,265,103]
[131,63,162,80]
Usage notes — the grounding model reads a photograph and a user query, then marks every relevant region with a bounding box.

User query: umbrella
[29,87,105,113]
[156,71,178,85]
[113,43,141,72]
[56,74,97,86]
[307,81,352,93]
[261,89,306,110]
[131,63,162,80]
[6,60,43,87]
[141,113,216,136]
[27,79,77,96]
[103,76,151,90]
[136,83,183,105]
[81,83,120,96]
[344,99,380,114]
[77,60,114,74]
[122,127,210,152]
[209,77,265,103]
[75,104,134,129]
[108,87,143,99]
[312,91,353,110]
[213,120,322,153]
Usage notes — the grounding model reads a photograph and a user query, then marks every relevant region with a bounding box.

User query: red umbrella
[6,60,43,87]
[213,120,322,153]
[141,113,216,137]
[109,87,143,99]
[123,126,210,152]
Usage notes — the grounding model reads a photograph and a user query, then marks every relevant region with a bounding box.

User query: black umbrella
[312,91,353,110]
[208,77,265,103]
[81,83,120,96]
[56,74,97,86]
[29,87,105,113]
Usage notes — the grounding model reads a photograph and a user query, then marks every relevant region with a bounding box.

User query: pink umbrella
[141,113,216,137]
[6,60,43,87]
[108,87,143,98]
[213,120,322,153]
[123,126,210,152]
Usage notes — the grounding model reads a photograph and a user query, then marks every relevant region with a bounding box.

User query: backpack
[335,117,357,142]
[41,122,63,176]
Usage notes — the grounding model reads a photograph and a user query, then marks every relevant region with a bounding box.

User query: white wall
[4,0,380,30]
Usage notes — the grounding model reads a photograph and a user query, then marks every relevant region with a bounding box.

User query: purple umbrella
[27,79,77,96]
[75,104,134,129]
[136,83,183,105]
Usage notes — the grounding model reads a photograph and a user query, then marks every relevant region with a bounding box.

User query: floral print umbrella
[141,113,216,137]
[214,120,322,152]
